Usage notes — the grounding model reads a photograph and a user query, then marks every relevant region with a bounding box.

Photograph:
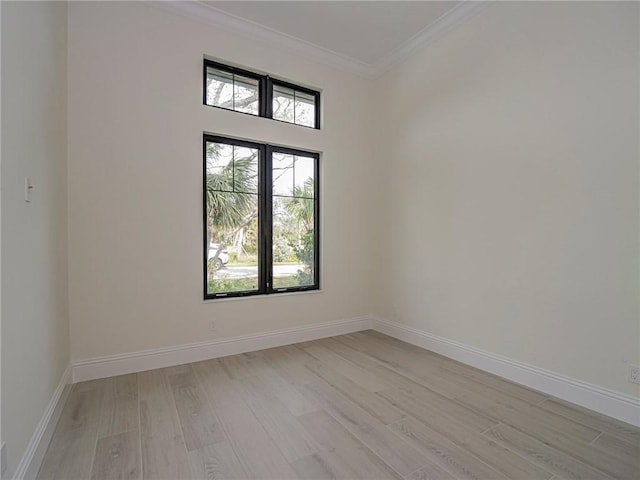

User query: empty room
[1,1,639,479]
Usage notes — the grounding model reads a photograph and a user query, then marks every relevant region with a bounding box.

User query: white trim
[145,1,486,80]
[13,365,72,480]
[371,1,488,78]
[72,316,373,382]
[373,318,640,427]
[1,443,6,478]
[147,1,373,78]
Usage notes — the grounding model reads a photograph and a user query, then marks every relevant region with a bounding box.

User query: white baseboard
[72,316,374,382]
[373,318,640,427]
[13,365,72,480]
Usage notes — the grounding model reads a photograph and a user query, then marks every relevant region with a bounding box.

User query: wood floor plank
[97,374,139,439]
[335,334,486,401]
[245,352,319,416]
[406,463,459,480]
[290,453,346,480]
[452,380,598,447]
[188,441,248,480]
[300,343,388,392]
[37,425,98,480]
[378,389,550,479]
[538,397,640,445]
[450,389,602,446]
[306,361,406,425]
[163,364,193,376]
[484,423,613,480]
[74,378,109,393]
[318,337,433,392]
[258,345,319,386]
[301,380,427,477]
[138,369,192,480]
[192,359,299,479]
[56,386,102,433]
[90,430,141,480]
[235,374,318,462]
[535,433,639,479]
[219,353,258,379]
[165,365,226,451]
[298,410,402,479]
[429,372,602,445]
[389,417,510,480]
[352,332,550,411]
[377,385,497,434]
[362,331,549,405]
[592,432,640,468]
[356,343,601,446]
[353,333,552,422]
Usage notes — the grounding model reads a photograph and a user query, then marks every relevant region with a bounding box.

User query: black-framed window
[204,134,320,299]
[203,60,320,129]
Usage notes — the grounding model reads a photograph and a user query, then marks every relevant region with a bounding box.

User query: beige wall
[375,1,640,397]
[1,1,69,477]
[67,2,378,361]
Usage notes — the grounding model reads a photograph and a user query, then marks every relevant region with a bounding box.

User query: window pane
[206,67,259,116]
[206,192,259,295]
[205,140,260,296]
[233,146,258,194]
[273,85,295,123]
[272,152,316,290]
[272,196,315,289]
[206,142,233,177]
[294,155,315,197]
[206,67,234,108]
[295,91,315,127]
[272,153,294,196]
[234,75,259,115]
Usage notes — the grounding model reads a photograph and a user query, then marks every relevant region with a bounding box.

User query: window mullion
[293,90,296,124]
[231,74,235,111]
[265,77,274,119]
[263,146,273,292]
[259,77,268,118]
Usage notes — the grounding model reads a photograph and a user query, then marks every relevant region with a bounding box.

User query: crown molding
[371,1,488,77]
[146,1,486,80]
[147,0,374,78]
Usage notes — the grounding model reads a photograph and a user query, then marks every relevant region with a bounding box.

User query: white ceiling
[151,1,484,78]
[205,1,463,65]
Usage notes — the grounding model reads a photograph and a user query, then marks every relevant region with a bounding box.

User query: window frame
[268,78,321,130]
[203,59,321,129]
[203,134,320,300]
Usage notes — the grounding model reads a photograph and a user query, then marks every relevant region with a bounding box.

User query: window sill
[203,288,323,304]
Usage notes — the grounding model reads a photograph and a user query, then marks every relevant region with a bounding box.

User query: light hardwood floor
[37,331,640,480]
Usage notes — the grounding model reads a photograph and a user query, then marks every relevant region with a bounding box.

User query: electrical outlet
[1,442,7,476]
[209,320,216,331]
[629,365,640,385]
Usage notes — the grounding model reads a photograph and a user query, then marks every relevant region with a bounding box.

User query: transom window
[204,60,320,129]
